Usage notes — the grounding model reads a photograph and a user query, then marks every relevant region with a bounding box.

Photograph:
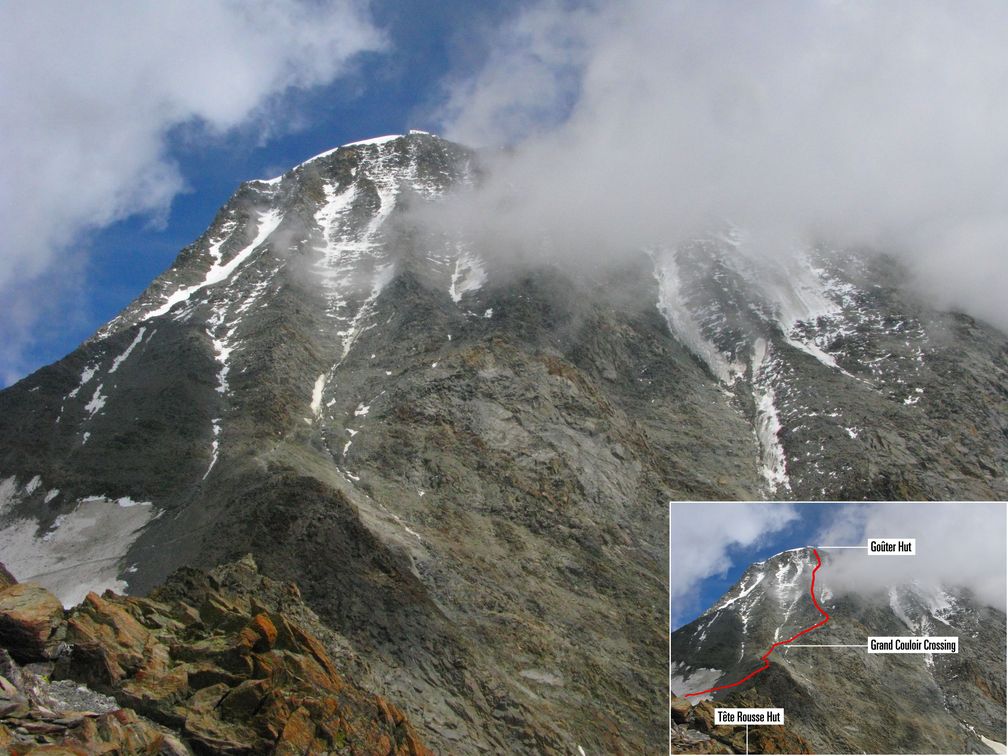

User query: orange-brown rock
[0,584,64,664]
[249,613,277,651]
[62,707,189,755]
[275,705,315,754]
[61,592,157,689]
[0,648,188,755]
[677,690,813,754]
[43,558,432,755]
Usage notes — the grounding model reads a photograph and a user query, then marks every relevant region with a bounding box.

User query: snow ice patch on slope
[206,219,238,265]
[654,253,745,385]
[758,254,864,377]
[751,338,791,493]
[980,735,1007,754]
[771,554,808,640]
[337,264,395,360]
[203,419,221,480]
[144,209,283,321]
[0,476,18,513]
[760,255,841,335]
[342,134,403,148]
[311,375,326,417]
[84,384,106,418]
[206,301,236,395]
[312,146,409,358]
[774,556,801,592]
[669,664,722,701]
[67,364,99,399]
[449,248,486,302]
[258,134,407,182]
[754,546,808,565]
[295,134,403,170]
[0,494,155,607]
[108,326,146,373]
[889,587,918,632]
[713,570,766,612]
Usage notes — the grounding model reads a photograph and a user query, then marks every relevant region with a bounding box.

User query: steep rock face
[657,239,1008,499]
[670,549,1007,754]
[0,132,1005,750]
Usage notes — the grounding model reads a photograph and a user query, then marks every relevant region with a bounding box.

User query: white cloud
[431,0,1008,330]
[0,0,383,383]
[816,502,1007,612]
[669,502,798,628]
[435,2,595,147]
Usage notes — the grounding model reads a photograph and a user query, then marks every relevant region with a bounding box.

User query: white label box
[867,538,915,555]
[868,636,958,653]
[714,708,784,726]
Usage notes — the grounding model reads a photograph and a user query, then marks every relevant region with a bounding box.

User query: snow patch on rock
[0,494,156,607]
[311,374,326,417]
[84,384,106,418]
[144,209,283,321]
[669,664,722,701]
[751,339,790,493]
[654,253,745,385]
[108,326,147,374]
[203,419,222,480]
[449,248,486,303]
[67,364,99,399]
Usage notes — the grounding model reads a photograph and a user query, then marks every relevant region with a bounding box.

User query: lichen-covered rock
[0,643,187,754]
[0,558,431,754]
[48,558,431,755]
[0,584,64,664]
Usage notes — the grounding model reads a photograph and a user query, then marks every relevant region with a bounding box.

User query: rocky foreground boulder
[0,584,65,664]
[0,558,429,754]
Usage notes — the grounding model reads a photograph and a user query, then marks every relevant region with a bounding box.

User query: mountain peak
[254,129,446,186]
[753,545,812,566]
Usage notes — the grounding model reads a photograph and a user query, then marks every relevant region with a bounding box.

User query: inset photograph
[670,501,1007,754]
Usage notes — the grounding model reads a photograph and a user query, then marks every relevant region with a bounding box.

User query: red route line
[684,546,829,698]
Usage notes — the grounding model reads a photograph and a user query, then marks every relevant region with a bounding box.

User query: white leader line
[786,644,868,647]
